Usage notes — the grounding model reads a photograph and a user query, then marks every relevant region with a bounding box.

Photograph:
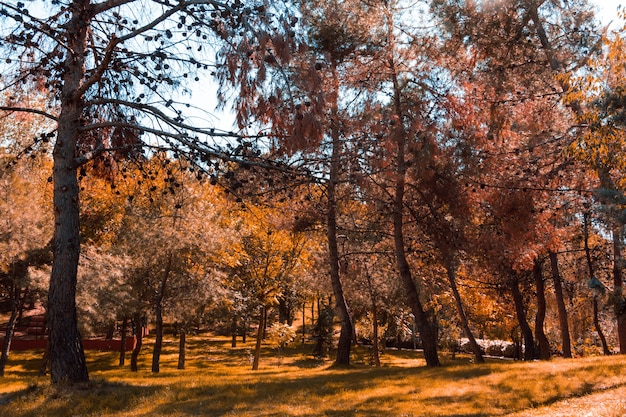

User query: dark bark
[177,328,186,370]
[382,3,439,367]
[593,295,611,355]
[278,297,293,325]
[584,213,610,355]
[510,278,535,361]
[445,256,484,363]
[326,61,353,367]
[252,305,266,370]
[130,312,144,372]
[302,303,306,345]
[119,317,128,367]
[105,321,115,340]
[0,286,22,377]
[533,261,551,360]
[363,266,381,367]
[610,226,626,354]
[549,251,572,358]
[48,1,93,385]
[231,315,238,348]
[151,253,172,373]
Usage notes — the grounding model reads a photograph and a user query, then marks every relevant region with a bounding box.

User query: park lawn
[1,335,626,416]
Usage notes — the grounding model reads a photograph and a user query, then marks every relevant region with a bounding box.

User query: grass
[1,334,626,416]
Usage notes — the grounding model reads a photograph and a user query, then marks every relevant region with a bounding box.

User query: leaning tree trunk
[385,5,439,366]
[152,253,172,373]
[510,277,535,361]
[533,260,551,360]
[0,285,22,377]
[393,178,440,367]
[390,112,439,366]
[444,255,484,363]
[549,251,572,358]
[593,295,611,355]
[252,305,266,371]
[130,312,144,372]
[326,60,353,367]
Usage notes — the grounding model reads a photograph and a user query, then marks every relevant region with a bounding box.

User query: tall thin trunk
[231,315,238,348]
[0,285,22,377]
[445,257,484,363]
[327,60,353,367]
[383,4,439,367]
[152,253,172,373]
[363,265,381,367]
[119,317,128,367]
[252,305,266,371]
[583,212,610,355]
[177,328,186,370]
[302,303,306,345]
[534,0,626,353]
[130,312,144,372]
[549,251,572,357]
[48,1,92,385]
[510,277,535,361]
[533,260,551,360]
[611,226,626,354]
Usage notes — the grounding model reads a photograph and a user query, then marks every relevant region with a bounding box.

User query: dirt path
[504,385,626,417]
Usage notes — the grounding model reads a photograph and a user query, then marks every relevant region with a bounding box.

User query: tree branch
[0,106,58,121]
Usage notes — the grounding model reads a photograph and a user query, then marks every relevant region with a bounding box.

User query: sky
[594,0,624,29]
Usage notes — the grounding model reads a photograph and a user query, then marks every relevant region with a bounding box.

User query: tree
[565,29,626,353]
[0,0,295,383]
[0,101,53,376]
[222,201,313,370]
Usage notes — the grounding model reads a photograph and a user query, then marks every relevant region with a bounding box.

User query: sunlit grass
[2,334,626,416]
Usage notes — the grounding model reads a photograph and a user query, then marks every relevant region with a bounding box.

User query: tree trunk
[384,3,439,366]
[371,301,381,368]
[611,227,626,354]
[583,212,610,355]
[510,278,535,361]
[47,2,93,385]
[549,251,572,357]
[231,315,238,348]
[0,285,22,377]
[252,305,266,371]
[177,328,186,370]
[362,264,381,367]
[302,303,306,345]
[533,260,551,360]
[105,321,115,340]
[152,253,172,373]
[445,255,484,363]
[278,297,292,325]
[593,295,611,355]
[131,312,144,372]
[119,317,128,367]
[326,61,353,367]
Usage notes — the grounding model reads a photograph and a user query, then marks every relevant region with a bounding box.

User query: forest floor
[504,384,626,417]
[1,334,626,416]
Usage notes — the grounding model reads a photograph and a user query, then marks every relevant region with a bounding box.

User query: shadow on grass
[0,379,161,417]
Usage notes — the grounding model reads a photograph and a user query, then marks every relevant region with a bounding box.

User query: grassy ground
[1,334,626,416]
